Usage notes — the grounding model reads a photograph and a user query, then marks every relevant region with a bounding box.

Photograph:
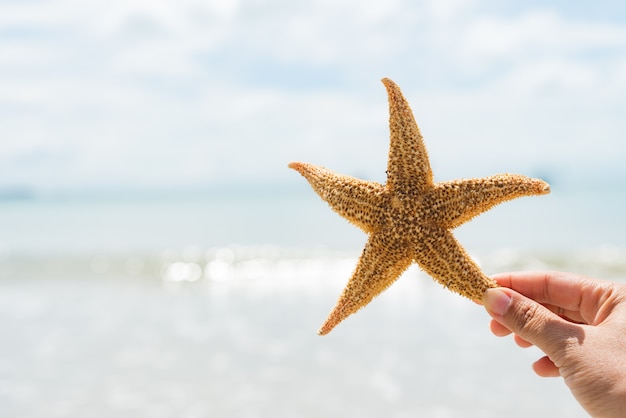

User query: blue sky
[1,0,626,192]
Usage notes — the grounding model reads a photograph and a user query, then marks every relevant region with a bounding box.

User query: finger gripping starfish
[289,78,550,335]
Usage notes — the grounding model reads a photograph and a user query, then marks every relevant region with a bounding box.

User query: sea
[1,182,626,418]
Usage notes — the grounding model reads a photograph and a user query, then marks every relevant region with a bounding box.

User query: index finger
[491,271,590,313]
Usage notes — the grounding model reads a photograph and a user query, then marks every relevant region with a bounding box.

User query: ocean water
[1,184,626,417]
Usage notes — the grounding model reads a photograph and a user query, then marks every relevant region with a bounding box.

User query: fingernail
[483,288,512,317]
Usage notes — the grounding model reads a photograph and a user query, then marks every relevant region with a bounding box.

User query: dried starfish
[289,78,550,335]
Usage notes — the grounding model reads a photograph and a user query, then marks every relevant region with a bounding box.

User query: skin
[483,271,626,418]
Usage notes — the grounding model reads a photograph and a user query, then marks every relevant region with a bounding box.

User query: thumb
[483,287,583,357]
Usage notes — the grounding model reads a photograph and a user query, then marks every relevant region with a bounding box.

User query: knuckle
[514,301,542,331]
[510,298,585,358]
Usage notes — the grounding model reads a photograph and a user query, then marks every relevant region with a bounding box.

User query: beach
[1,186,625,417]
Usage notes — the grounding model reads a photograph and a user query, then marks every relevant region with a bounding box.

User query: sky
[1,0,626,193]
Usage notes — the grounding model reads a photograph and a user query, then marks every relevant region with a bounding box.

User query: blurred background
[2,0,626,417]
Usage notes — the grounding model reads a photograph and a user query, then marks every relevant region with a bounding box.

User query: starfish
[289,78,550,335]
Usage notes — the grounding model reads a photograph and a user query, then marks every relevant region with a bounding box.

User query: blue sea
[1,183,626,417]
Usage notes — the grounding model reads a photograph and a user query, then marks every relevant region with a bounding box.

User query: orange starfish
[289,78,550,335]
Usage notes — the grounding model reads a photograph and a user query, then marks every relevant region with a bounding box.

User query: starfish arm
[318,232,413,335]
[414,227,497,302]
[288,162,385,233]
[382,78,434,195]
[427,174,550,229]
[289,78,553,335]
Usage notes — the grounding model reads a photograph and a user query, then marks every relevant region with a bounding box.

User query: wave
[3,245,626,284]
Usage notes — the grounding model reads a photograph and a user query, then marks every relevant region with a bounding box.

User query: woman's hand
[484,271,626,418]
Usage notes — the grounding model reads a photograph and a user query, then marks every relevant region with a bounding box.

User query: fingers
[489,319,534,347]
[489,314,557,375]
[514,334,534,348]
[483,287,584,358]
[533,355,560,377]
[492,271,619,326]
[489,319,511,337]
[491,271,589,313]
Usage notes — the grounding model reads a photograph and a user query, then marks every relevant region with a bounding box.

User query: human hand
[483,271,626,418]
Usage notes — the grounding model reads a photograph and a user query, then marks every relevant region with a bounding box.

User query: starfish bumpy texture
[289,78,550,335]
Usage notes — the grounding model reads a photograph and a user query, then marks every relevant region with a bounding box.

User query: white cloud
[0,0,625,191]
[459,10,626,71]
[426,0,477,21]
[464,11,626,55]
